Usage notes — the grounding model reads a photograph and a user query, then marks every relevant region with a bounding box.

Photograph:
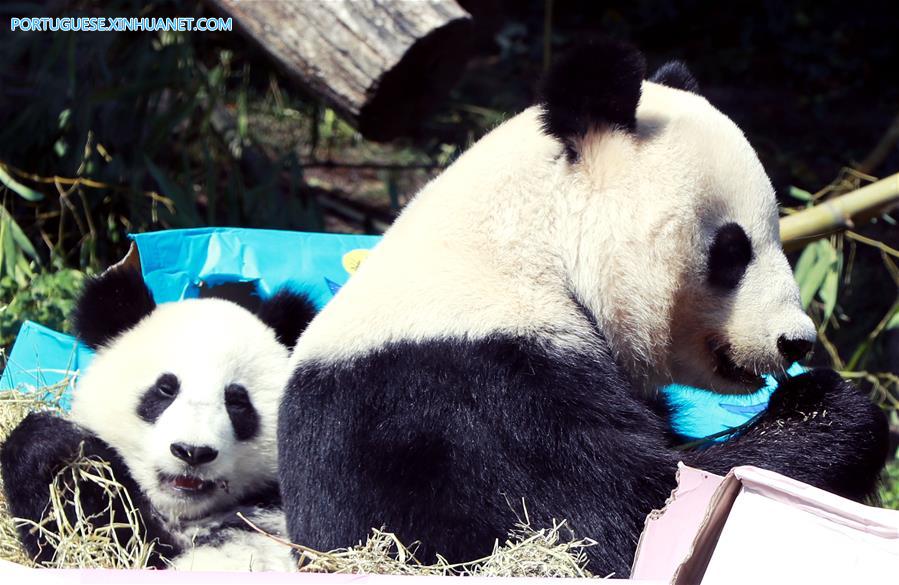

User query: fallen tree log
[207,0,474,141]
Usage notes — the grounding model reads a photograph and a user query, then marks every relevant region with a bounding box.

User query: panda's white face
[70,299,290,520]
[577,81,815,393]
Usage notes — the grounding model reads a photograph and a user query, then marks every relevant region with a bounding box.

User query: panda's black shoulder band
[538,38,646,160]
[72,267,156,349]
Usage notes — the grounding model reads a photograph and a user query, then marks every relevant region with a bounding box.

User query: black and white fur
[278,40,888,577]
[1,269,315,571]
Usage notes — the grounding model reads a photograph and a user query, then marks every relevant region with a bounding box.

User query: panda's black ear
[256,289,317,350]
[649,60,700,94]
[539,38,646,161]
[72,268,156,350]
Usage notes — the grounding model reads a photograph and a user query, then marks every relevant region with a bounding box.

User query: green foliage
[879,457,899,510]
[792,230,899,409]
[789,172,898,410]
[788,186,813,203]
[0,268,86,350]
[0,205,39,288]
[0,0,324,273]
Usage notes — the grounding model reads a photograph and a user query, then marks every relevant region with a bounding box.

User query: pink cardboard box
[633,464,899,584]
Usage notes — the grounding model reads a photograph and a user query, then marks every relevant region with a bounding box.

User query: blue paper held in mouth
[663,362,808,442]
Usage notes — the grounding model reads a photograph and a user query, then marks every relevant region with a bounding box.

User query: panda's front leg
[685,370,889,501]
[0,412,180,567]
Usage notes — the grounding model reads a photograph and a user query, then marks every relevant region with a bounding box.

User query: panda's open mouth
[159,473,217,497]
[710,341,764,387]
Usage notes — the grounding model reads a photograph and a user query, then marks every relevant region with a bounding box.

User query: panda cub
[1,268,314,571]
[278,41,889,577]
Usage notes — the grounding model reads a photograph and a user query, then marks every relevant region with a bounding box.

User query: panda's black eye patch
[137,373,179,423]
[224,383,259,441]
[707,223,753,290]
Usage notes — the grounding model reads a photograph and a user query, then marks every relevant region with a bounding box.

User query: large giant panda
[278,41,889,576]
[1,268,314,571]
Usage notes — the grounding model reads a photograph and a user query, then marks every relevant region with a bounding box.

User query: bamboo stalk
[780,172,899,252]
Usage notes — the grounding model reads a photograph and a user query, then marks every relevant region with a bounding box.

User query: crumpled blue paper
[0,321,92,409]
[132,227,380,307]
[1,227,798,441]
[1,228,380,403]
[664,362,807,441]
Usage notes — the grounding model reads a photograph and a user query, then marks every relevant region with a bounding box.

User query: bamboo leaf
[237,87,248,142]
[0,165,44,201]
[799,258,828,308]
[793,240,819,284]
[887,305,899,331]
[789,186,812,202]
[2,206,39,260]
[819,266,839,322]
[57,108,71,130]
[797,240,836,309]
[1,218,16,278]
[815,240,840,321]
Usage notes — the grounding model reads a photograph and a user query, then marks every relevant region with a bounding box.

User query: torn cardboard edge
[630,463,725,581]
[108,240,142,273]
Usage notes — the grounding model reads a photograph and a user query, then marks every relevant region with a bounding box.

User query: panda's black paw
[0,412,93,564]
[766,369,887,439]
[2,412,179,567]
[766,369,846,416]
[1,411,87,473]
[762,369,889,501]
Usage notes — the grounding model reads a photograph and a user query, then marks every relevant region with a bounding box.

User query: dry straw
[0,385,158,569]
[240,510,599,577]
[0,389,37,566]
[0,387,598,576]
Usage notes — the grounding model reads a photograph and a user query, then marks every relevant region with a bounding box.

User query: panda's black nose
[170,443,218,466]
[777,336,813,363]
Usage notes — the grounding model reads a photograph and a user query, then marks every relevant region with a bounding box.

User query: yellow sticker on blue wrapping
[342,249,371,275]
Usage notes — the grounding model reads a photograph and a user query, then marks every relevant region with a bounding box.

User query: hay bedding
[0,388,600,577]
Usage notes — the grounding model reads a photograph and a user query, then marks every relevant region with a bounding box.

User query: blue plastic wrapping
[132,227,380,307]
[1,227,798,440]
[0,321,93,409]
[1,228,380,406]
[663,362,807,440]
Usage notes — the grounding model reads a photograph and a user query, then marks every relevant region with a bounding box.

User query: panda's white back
[293,81,810,394]
[293,107,595,364]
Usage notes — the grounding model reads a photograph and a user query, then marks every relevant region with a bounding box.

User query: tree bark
[207,0,474,141]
